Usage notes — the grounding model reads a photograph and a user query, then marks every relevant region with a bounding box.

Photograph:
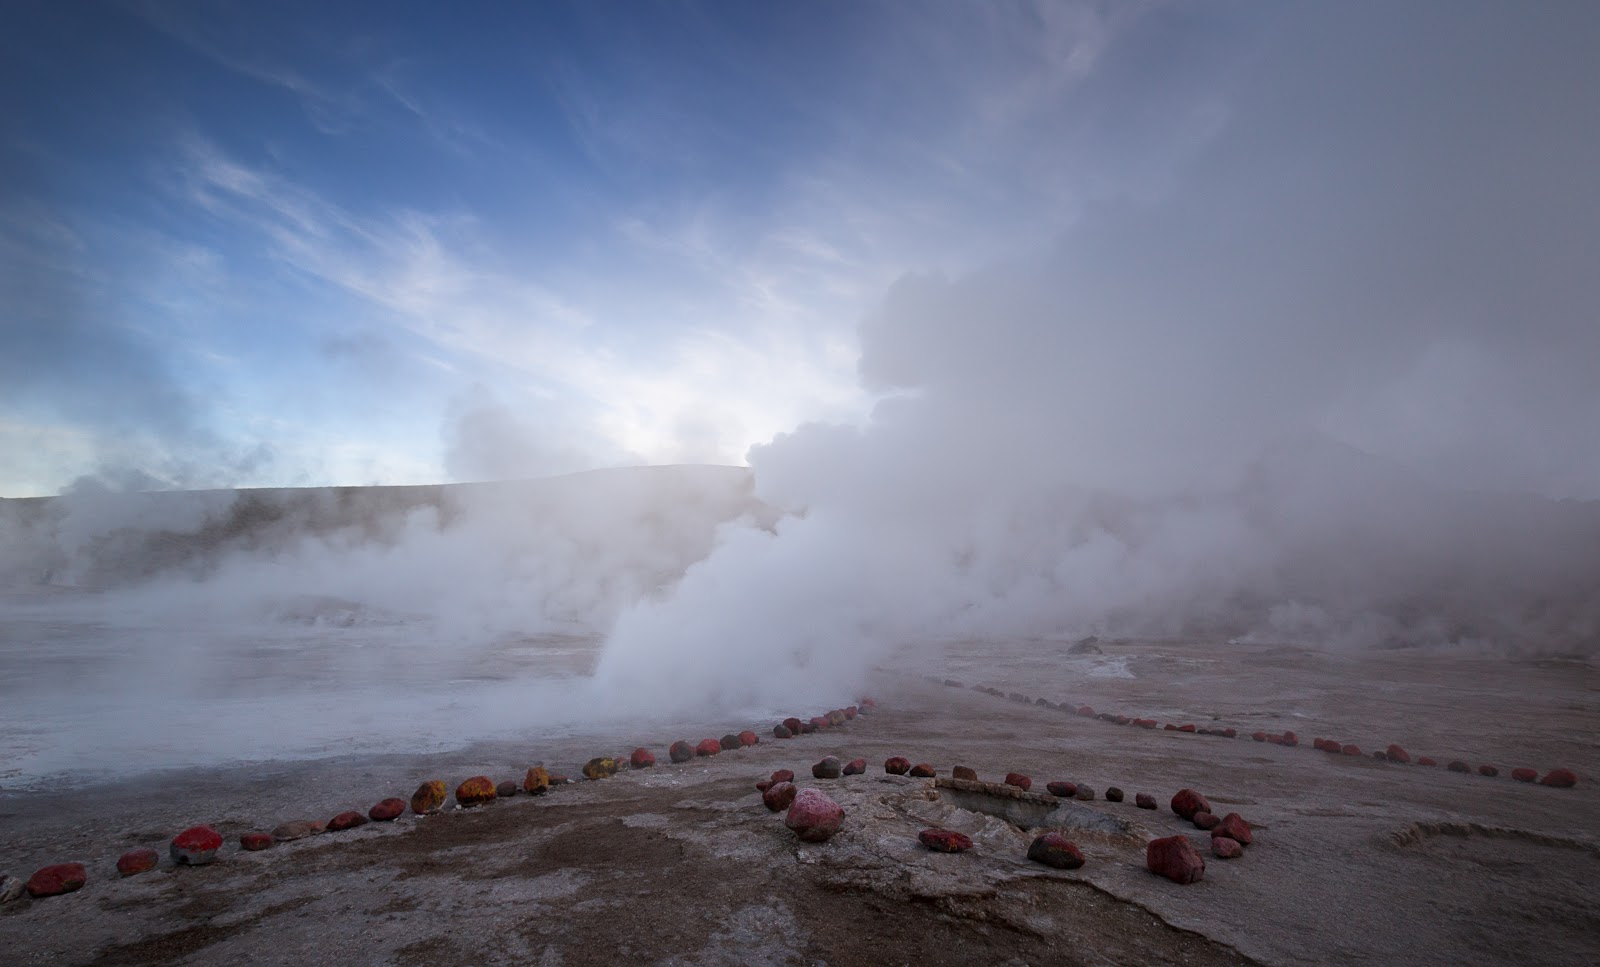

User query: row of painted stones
[941,678,1581,789]
[755,756,1249,886]
[0,698,880,903]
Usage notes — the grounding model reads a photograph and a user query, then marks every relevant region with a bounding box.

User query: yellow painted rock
[410,780,448,815]
[581,757,618,780]
[455,775,497,807]
[523,766,551,795]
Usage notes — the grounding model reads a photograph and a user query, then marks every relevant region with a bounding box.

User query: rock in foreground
[1146,835,1205,884]
[1027,832,1085,869]
[785,789,844,842]
[919,828,974,853]
[26,863,88,898]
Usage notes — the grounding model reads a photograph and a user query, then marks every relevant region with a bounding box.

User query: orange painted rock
[738,731,759,748]
[952,765,978,781]
[919,828,973,853]
[411,780,448,814]
[763,781,798,812]
[1540,768,1578,788]
[1028,832,1084,869]
[25,863,87,898]
[630,748,656,768]
[1171,788,1211,821]
[369,798,406,822]
[1047,781,1077,798]
[523,766,551,795]
[171,825,223,865]
[1212,836,1243,859]
[785,789,844,842]
[1214,812,1253,846]
[239,832,274,851]
[696,739,722,757]
[843,758,867,776]
[1146,835,1205,884]
[1105,787,1124,803]
[884,756,911,775]
[1135,792,1157,810]
[669,741,694,763]
[582,757,618,780]
[272,819,325,841]
[1478,764,1498,777]
[455,776,497,806]
[1386,744,1411,764]
[327,811,368,832]
[908,763,937,778]
[1004,772,1032,791]
[1511,768,1537,782]
[720,734,742,751]
[117,848,158,876]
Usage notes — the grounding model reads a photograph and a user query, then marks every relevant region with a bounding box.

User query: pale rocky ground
[1,637,1596,966]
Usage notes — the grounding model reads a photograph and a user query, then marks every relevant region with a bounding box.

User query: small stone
[670,740,694,763]
[1386,744,1411,764]
[582,757,618,780]
[763,781,798,812]
[844,706,859,719]
[1511,768,1537,783]
[239,832,274,851]
[1027,832,1085,869]
[1417,757,1437,766]
[812,756,843,779]
[1146,835,1205,884]
[171,825,224,865]
[549,774,570,785]
[1372,750,1386,759]
[1073,785,1096,801]
[455,776,497,806]
[800,721,818,734]
[826,710,847,727]
[1539,768,1578,788]
[738,730,759,748]
[859,697,877,708]
[1046,781,1077,798]
[918,828,973,853]
[1212,836,1243,859]
[117,848,159,876]
[1135,792,1157,810]
[785,789,844,842]
[1105,787,1124,803]
[1177,724,1197,733]
[524,766,552,795]
[1004,772,1032,791]
[0,874,25,904]
[25,863,87,898]
[272,820,324,841]
[771,769,796,784]
[1171,788,1211,821]
[773,724,793,739]
[1214,812,1253,845]
[327,811,368,832]
[1448,760,1472,773]
[782,717,804,735]
[1165,724,1179,731]
[1192,811,1220,831]
[720,734,742,751]
[696,738,722,757]
[1478,764,1499,777]
[1283,731,1298,746]
[1077,705,1095,717]
[952,765,979,781]
[496,781,520,798]
[1343,744,1361,756]
[843,758,867,776]
[908,763,937,778]
[755,780,772,792]
[364,798,404,823]
[1222,728,1237,738]
[623,748,652,768]
[1252,731,1267,742]
[1136,719,1158,729]
[411,780,448,814]
[884,757,911,775]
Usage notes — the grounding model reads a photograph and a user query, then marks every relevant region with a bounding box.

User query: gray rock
[0,874,24,904]
[812,756,843,779]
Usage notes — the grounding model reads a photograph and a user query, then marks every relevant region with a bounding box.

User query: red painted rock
[1146,835,1205,884]
[1214,812,1253,846]
[1171,788,1211,821]
[1165,724,1179,732]
[843,758,867,776]
[1212,836,1243,859]
[1077,705,1095,717]
[771,769,796,784]
[1417,757,1437,767]
[1540,768,1578,788]
[582,757,619,780]
[239,832,274,851]
[25,863,87,898]
[859,697,877,709]
[800,721,818,734]
[782,717,804,735]
[171,825,223,865]
[412,780,448,814]
[952,765,979,781]
[1004,772,1032,791]
[738,730,759,748]
[1252,731,1267,742]
[884,757,911,775]
[369,798,406,822]
[1282,731,1297,745]
[1478,764,1499,777]
[117,848,159,876]
[496,781,520,798]
[1372,750,1387,759]
[755,780,773,793]
[1386,744,1411,764]
[1342,744,1361,756]
[1222,728,1237,738]
[918,828,973,853]
[696,738,722,757]
[844,706,859,719]
[327,811,369,832]
[1027,832,1085,869]
[785,789,844,842]
[773,724,793,739]
[720,734,742,751]
[455,776,497,806]
[1117,716,1134,726]
[1177,724,1197,733]
[908,763,937,778]
[670,740,694,763]
[272,819,325,841]
[1135,792,1157,810]
[630,748,657,768]
[1135,718,1158,729]
[524,766,551,795]
[1313,738,1329,751]
[1192,811,1220,831]
[1511,768,1537,782]
[812,756,843,779]
[763,781,798,812]
[1046,781,1077,798]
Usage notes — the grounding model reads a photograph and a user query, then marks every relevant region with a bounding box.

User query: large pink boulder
[170,825,223,865]
[785,789,844,842]
[1146,835,1205,884]
[1170,788,1211,821]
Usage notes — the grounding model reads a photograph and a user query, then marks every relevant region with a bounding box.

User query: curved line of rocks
[934,676,1581,790]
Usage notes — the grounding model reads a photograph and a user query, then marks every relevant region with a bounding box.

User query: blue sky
[3,1,1597,498]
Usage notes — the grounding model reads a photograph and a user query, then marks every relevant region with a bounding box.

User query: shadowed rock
[669,741,694,763]
[171,825,223,865]
[25,863,87,898]
[1171,788,1210,821]
[1135,792,1157,810]
[117,848,158,876]
[720,734,742,751]
[327,811,368,832]
[411,780,448,814]
[1193,811,1220,831]
[763,781,798,812]
[919,828,973,853]
[1212,836,1243,858]
[1046,781,1077,798]
[240,832,274,851]
[1147,836,1205,884]
[1105,787,1124,803]
[952,765,978,781]
[496,781,519,798]
[582,757,618,780]
[843,758,867,775]
[1027,832,1085,869]
[885,756,911,775]
[812,756,843,779]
